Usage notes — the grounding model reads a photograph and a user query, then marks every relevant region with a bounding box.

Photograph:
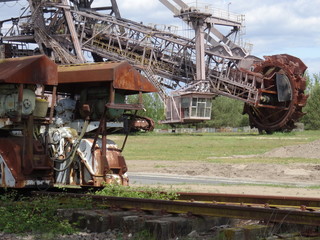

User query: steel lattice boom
[0,0,308,132]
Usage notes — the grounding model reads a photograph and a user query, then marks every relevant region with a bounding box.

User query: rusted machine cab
[0,56,157,188]
[55,61,157,187]
[0,55,57,188]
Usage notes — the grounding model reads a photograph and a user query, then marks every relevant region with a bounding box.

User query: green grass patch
[154,164,167,168]
[96,184,179,200]
[116,130,320,162]
[0,191,93,236]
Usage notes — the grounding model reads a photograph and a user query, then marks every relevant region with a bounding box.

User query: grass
[0,185,180,237]
[0,191,94,236]
[96,184,179,200]
[114,130,320,163]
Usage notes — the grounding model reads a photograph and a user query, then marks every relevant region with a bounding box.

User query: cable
[53,120,89,172]
[50,141,74,163]
[120,110,137,152]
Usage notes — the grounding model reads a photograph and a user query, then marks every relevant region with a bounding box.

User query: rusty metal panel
[0,44,12,58]
[58,62,117,83]
[58,61,157,93]
[0,55,58,85]
[0,139,23,183]
[113,62,158,92]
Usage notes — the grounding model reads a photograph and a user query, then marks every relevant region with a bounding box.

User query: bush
[301,73,320,130]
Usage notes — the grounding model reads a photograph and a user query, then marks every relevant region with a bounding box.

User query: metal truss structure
[0,0,308,132]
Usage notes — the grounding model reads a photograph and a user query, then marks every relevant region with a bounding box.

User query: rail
[32,191,320,226]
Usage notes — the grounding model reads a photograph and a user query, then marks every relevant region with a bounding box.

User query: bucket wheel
[244,54,308,133]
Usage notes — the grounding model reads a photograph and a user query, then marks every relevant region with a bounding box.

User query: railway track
[32,191,320,226]
[177,192,320,208]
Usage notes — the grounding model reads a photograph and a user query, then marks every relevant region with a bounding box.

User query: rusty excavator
[0,0,308,188]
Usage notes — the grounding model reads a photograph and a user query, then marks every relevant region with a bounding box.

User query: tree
[301,73,320,129]
[126,92,165,123]
[200,96,249,128]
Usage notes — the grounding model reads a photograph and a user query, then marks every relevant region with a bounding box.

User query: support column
[195,24,206,81]
[61,0,86,63]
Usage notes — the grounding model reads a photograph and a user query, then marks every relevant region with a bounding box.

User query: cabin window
[190,97,211,118]
[182,96,212,119]
[181,97,191,118]
[162,94,213,124]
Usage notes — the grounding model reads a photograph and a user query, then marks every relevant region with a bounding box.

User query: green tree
[301,73,320,129]
[127,92,165,123]
[200,96,248,128]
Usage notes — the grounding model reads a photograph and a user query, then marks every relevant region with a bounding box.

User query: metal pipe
[49,86,57,123]
[16,83,24,122]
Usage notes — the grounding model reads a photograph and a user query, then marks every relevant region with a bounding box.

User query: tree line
[301,73,320,129]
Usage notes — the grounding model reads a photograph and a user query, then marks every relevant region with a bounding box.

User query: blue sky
[1,0,319,75]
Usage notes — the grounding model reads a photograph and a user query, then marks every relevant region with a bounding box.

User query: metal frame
[0,0,308,131]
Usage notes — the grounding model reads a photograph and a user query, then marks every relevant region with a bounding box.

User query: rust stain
[58,61,157,93]
[0,55,58,85]
[113,62,158,92]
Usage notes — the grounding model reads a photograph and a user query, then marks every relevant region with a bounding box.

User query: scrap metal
[0,55,156,188]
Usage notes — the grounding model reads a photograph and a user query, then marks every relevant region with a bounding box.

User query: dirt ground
[128,139,320,197]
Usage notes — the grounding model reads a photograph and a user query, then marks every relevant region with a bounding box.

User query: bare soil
[128,139,320,197]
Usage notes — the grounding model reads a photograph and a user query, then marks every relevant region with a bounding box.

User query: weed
[154,164,166,168]
[131,230,156,240]
[96,184,179,200]
[0,191,93,236]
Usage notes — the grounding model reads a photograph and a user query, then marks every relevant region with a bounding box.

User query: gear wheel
[244,54,308,133]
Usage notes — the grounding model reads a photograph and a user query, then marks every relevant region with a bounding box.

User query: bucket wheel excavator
[0,0,308,133]
[244,54,307,133]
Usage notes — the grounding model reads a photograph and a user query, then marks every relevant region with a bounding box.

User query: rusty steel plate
[0,55,58,85]
[58,61,157,93]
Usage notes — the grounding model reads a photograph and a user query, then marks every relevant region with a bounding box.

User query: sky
[0,0,319,75]
[113,0,320,76]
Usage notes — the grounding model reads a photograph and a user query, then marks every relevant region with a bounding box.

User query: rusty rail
[32,191,320,226]
[177,192,320,208]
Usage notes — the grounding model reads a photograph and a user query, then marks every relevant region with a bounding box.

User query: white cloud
[93,0,171,23]
[218,0,320,73]
[119,0,159,11]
